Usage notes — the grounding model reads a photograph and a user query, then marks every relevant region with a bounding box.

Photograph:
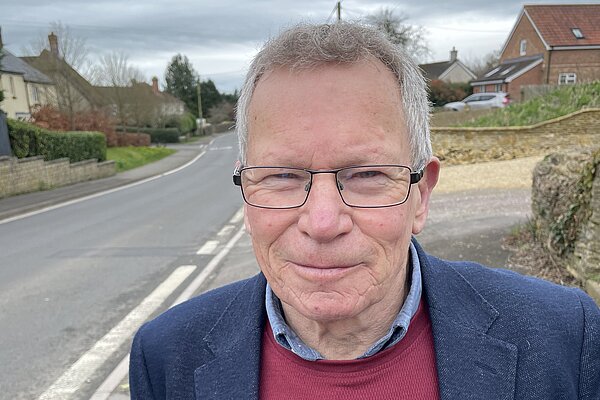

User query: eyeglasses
[233,165,423,209]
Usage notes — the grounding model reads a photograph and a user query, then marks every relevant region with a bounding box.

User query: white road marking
[229,207,244,224]
[38,265,197,400]
[217,224,235,237]
[91,226,247,400]
[0,148,207,226]
[196,240,219,255]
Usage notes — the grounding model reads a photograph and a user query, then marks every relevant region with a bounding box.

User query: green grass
[107,146,176,172]
[460,81,600,127]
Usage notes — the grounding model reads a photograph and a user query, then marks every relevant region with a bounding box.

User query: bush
[117,126,180,143]
[178,112,197,134]
[7,119,106,162]
[31,105,118,147]
[116,132,151,147]
[428,80,471,107]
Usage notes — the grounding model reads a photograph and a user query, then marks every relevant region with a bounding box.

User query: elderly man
[130,23,599,399]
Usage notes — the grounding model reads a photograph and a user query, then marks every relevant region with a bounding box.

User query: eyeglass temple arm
[233,165,242,186]
[410,169,424,184]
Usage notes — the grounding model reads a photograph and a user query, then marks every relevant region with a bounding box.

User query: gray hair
[236,22,432,170]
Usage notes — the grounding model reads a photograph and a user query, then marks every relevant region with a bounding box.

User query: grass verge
[107,146,176,172]
[460,81,600,127]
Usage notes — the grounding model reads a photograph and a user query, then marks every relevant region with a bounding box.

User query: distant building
[21,33,108,115]
[472,4,600,100]
[96,77,185,127]
[419,48,477,84]
[0,29,56,119]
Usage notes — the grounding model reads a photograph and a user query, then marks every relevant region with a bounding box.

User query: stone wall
[531,148,600,302]
[0,156,116,198]
[432,108,600,165]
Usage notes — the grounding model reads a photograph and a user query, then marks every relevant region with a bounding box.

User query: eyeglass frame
[232,164,424,209]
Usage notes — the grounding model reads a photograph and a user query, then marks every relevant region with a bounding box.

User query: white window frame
[520,39,527,56]
[558,72,577,85]
[495,84,502,92]
[31,85,40,103]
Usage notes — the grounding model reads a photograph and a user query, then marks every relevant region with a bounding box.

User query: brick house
[419,48,477,84]
[471,4,600,101]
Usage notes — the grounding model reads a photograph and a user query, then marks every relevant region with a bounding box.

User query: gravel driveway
[418,156,543,268]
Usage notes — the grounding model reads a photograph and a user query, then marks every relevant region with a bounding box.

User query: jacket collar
[194,274,267,400]
[414,239,518,400]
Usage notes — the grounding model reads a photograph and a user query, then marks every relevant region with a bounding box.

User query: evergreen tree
[165,54,199,117]
[200,79,222,118]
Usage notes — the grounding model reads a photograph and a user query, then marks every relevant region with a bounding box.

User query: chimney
[152,77,159,95]
[450,47,457,62]
[0,27,4,49]
[48,32,59,56]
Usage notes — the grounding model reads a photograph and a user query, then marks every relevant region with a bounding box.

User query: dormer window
[520,39,527,56]
[571,28,584,39]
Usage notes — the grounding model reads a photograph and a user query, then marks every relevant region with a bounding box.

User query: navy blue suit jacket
[129,240,600,399]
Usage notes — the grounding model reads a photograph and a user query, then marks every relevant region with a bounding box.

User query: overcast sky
[0,0,592,93]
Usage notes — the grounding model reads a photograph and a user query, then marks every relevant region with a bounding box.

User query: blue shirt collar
[265,241,423,361]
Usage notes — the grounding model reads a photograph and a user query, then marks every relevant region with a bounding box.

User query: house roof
[471,54,543,85]
[525,4,600,47]
[0,49,53,84]
[419,61,453,81]
[22,50,107,107]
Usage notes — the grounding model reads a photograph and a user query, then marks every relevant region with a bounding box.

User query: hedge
[117,126,181,143]
[7,119,107,162]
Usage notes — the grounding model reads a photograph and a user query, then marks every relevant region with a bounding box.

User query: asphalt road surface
[0,133,242,399]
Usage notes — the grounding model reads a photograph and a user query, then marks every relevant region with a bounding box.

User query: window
[9,76,16,97]
[558,73,577,85]
[520,39,527,56]
[484,67,501,78]
[495,84,502,92]
[571,28,584,39]
[31,86,40,103]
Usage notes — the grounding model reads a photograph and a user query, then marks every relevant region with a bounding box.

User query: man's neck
[280,274,409,360]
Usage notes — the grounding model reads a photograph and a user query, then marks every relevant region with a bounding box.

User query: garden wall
[530,148,600,302]
[0,156,116,198]
[432,108,600,165]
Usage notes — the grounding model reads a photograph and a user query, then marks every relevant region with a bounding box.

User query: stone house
[0,30,56,119]
[419,48,477,84]
[471,4,600,101]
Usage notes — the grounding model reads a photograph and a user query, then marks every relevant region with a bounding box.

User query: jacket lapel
[194,274,267,400]
[415,240,518,400]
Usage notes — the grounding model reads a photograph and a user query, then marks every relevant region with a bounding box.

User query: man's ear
[243,204,252,236]
[412,157,440,235]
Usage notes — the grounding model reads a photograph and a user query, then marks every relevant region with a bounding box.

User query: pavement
[0,135,218,222]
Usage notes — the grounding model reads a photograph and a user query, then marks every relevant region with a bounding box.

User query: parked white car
[443,92,510,111]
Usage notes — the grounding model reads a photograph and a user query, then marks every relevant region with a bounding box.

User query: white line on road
[0,148,208,226]
[38,265,197,400]
[217,224,235,237]
[229,207,244,224]
[196,240,219,255]
[90,226,247,399]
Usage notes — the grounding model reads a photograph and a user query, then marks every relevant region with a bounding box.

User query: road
[0,133,242,399]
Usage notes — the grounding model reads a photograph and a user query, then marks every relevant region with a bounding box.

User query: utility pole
[337,1,341,22]
[197,78,204,135]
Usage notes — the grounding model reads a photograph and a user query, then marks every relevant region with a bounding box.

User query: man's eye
[265,172,301,180]
[350,170,385,179]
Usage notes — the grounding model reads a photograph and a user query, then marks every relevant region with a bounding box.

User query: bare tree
[22,21,93,76]
[92,51,150,126]
[463,50,501,78]
[365,8,431,62]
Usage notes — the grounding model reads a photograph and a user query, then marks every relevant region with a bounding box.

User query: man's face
[245,59,437,323]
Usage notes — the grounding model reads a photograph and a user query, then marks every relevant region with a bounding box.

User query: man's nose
[297,174,353,242]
